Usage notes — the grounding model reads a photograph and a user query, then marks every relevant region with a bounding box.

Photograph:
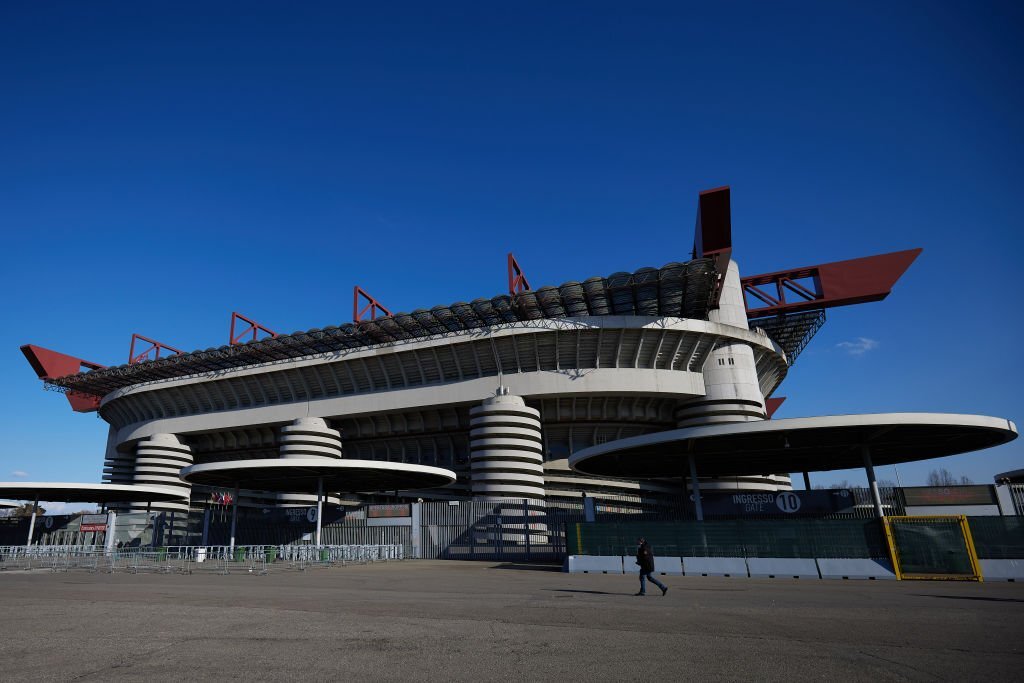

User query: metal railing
[0,544,403,575]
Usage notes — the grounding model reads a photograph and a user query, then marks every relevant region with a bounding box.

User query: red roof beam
[128,333,185,365]
[19,344,105,412]
[507,252,531,295]
[693,186,733,309]
[353,286,392,323]
[765,396,786,419]
[742,248,922,317]
[229,312,278,345]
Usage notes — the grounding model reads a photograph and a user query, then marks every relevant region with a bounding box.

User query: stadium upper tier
[46,258,719,398]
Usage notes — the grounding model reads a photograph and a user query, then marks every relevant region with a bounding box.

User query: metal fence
[0,544,404,575]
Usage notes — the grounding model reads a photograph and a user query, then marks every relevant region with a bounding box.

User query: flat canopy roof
[569,413,1018,478]
[0,482,187,504]
[180,459,457,493]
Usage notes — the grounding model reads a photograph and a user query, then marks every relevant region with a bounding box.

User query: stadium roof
[41,259,722,398]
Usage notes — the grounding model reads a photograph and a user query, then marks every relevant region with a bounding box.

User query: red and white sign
[80,514,107,533]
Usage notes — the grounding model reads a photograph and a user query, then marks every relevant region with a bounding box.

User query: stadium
[18,186,945,515]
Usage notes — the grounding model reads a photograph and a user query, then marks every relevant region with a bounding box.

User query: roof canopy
[569,413,1018,478]
[180,459,457,493]
[0,483,187,504]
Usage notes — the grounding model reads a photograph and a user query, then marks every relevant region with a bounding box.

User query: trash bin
[234,547,246,563]
[157,547,167,562]
[319,549,329,563]
[265,547,278,563]
[195,548,207,563]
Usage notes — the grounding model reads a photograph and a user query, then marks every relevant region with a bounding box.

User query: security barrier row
[0,544,404,575]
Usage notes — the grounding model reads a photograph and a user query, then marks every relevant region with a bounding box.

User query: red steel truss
[20,344,106,412]
[353,286,392,322]
[508,252,531,295]
[741,249,922,317]
[229,312,278,345]
[129,334,184,365]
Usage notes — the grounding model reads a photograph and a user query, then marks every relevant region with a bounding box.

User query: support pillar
[25,494,39,547]
[315,477,323,546]
[229,484,239,550]
[803,472,811,491]
[201,506,211,546]
[105,511,117,552]
[862,446,884,519]
[688,453,704,522]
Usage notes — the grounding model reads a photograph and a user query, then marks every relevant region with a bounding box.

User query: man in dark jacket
[635,537,668,596]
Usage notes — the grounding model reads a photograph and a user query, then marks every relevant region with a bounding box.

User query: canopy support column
[688,452,704,522]
[803,472,811,490]
[25,494,39,547]
[315,477,324,546]
[862,445,884,519]
[229,484,239,550]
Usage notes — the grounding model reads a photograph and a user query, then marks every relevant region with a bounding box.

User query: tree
[4,503,45,518]
[926,468,973,486]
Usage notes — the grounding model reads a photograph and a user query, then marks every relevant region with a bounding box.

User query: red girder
[229,312,277,345]
[129,333,184,365]
[765,396,786,419]
[353,286,392,322]
[742,249,922,317]
[693,186,733,308]
[507,252,531,295]
[20,344,105,412]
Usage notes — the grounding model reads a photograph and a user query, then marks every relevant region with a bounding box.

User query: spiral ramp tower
[131,433,194,512]
[469,389,547,544]
[279,417,342,459]
[272,417,345,507]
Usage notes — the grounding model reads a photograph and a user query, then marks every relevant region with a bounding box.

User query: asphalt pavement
[1,561,1021,681]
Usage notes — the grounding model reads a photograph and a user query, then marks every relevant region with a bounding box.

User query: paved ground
[0,561,1022,682]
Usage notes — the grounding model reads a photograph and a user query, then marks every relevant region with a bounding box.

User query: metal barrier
[0,543,404,576]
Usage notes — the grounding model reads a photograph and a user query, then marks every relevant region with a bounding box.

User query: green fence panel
[568,519,888,559]
[966,517,1024,559]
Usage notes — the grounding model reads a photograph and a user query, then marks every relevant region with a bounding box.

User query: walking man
[635,537,668,596]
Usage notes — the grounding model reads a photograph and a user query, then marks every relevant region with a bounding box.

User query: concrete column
[688,453,704,522]
[803,472,812,491]
[315,477,323,546]
[201,506,211,545]
[411,502,422,559]
[862,446,885,519]
[229,484,240,550]
[104,511,117,552]
[25,494,39,547]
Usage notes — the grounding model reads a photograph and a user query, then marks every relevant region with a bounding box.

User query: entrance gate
[883,515,983,581]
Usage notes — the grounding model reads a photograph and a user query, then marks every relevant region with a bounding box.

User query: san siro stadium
[21,186,922,515]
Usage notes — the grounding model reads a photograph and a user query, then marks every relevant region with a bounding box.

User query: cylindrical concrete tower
[676,259,766,427]
[675,260,791,492]
[279,417,342,459]
[469,388,545,502]
[132,433,193,512]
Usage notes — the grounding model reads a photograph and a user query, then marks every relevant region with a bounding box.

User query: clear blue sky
[1,1,1021,501]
